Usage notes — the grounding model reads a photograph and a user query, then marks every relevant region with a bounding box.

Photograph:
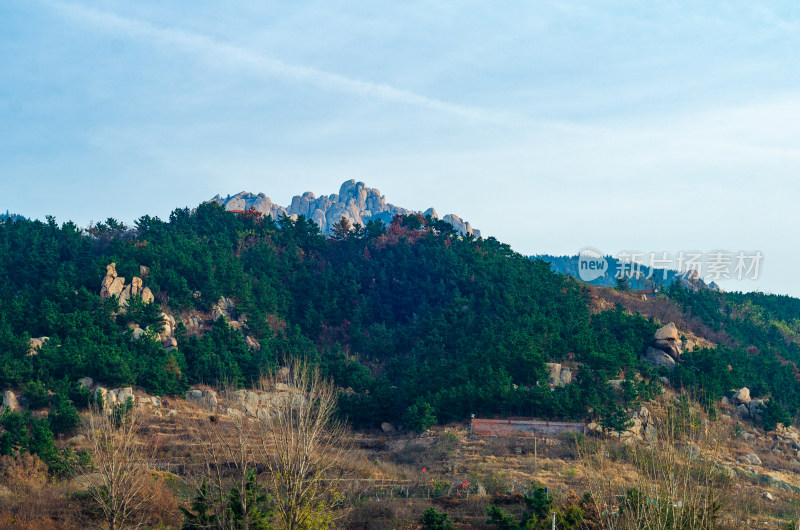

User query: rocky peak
[209,180,480,238]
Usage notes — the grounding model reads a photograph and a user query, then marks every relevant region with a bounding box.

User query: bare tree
[256,359,349,530]
[182,409,267,529]
[75,403,155,530]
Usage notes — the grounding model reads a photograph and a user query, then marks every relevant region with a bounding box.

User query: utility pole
[534,437,538,471]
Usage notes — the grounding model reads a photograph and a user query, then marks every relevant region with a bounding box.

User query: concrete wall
[471,418,585,437]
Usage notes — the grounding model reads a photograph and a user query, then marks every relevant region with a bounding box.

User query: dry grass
[8,381,797,529]
[0,453,80,529]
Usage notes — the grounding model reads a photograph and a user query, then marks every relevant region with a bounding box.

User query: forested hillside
[1,203,798,434]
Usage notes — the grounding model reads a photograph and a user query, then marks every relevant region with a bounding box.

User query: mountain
[2,199,797,431]
[3,197,800,526]
[0,210,26,222]
[210,179,480,237]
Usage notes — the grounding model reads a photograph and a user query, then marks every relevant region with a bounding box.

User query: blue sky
[2,1,800,295]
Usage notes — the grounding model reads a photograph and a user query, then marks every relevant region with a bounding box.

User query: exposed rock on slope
[2,390,18,411]
[643,322,683,371]
[545,362,572,387]
[100,263,153,307]
[210,180,481,237]
[28,336,49,356]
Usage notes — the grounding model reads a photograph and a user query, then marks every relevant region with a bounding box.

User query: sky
[2,1,800,295]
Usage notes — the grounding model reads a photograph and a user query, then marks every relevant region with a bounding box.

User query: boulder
[644,423,657,443]
[203,390,218,411]
[159,313,174,337]
[103,276,125,300]
[162,337,178,349]
[626,406,656,442]
[643,347,676,370]
[185,389,204,402]
[78,377,93,389]
[736,403,750,418]
[546,363,562,386]
[381,422,396,433]
[94,387,108,406]
[226,407,244,419]
[745,453,762,466]
[747,399,764,419]
[185,389,217,411]
[141,287,154,304]
[100,275,115,297]
[245,335,261,351]
[118,284,132,308]
[651,323,682,360]
[131,276,143,296]
[243,391,260,414]
[116,387,134,404]
[628,416,643,436]
[167,409,177,418]
[732,387,751,405]
[654,322,680,341]
[586,421,602,434]
[212,297,236,321]
[28,336,49,356]
[100,263,120,299]
[131,327,145,341]
[653,338,682,358]
[545,363,572,387]
[2,391,18,411]
[139,265,149,278]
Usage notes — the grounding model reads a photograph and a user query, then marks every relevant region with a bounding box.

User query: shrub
[404,401,437,432]
[24,381,51,409]
[48,394,80,435]
[421,506,455,530]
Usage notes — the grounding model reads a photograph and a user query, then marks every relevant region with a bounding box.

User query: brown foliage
[0,453,77,529]
[593,287,730,345]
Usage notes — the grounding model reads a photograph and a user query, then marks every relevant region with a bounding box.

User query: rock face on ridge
[210,180,480,237]
[100,263,154,306]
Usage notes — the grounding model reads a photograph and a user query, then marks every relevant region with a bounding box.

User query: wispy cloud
[41,0,514,123]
